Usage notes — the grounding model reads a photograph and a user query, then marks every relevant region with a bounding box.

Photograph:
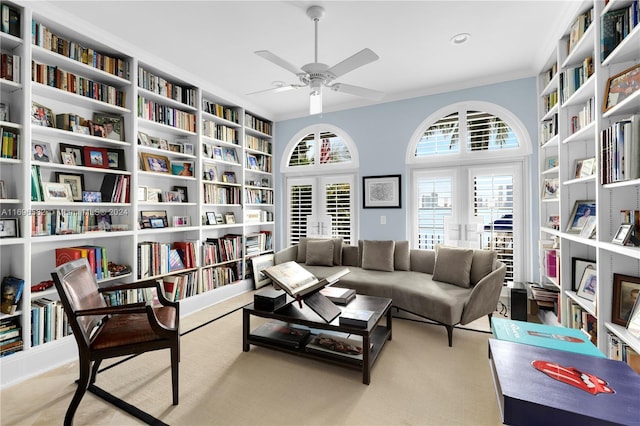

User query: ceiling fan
[250,5,384,115]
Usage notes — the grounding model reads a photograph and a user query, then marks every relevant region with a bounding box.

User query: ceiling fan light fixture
[450,33,471,45]
[309,89,322,115]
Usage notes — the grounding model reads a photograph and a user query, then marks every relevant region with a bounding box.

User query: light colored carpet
[1,292,503,425]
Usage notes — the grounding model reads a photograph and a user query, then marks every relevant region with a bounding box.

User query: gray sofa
[274,238,506,346]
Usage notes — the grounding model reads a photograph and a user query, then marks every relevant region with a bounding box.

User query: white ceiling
[45,0,580,121]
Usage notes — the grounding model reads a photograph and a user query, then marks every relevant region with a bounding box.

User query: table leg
[362,334,371,385]
[387,307,393,341]
[242,309,250,352]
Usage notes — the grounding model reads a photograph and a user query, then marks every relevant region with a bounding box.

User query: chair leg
[65,358,92,426]
[445,325,454,347]
[487,313,493,326]
[89,359,102,384]
[171,346,179,405]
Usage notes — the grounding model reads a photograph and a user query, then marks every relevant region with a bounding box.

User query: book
[319,286,356,305]
[303,291,342,323]
[262,261,349,299]
[339,308,375,328]
[305,333,365,361]
[249,322,311,349]
[1,276,24,315]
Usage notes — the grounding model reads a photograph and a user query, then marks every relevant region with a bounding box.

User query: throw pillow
[432,244,474,288]
[297,237,343,265]
[361,240,395,272]
[470,249,497,285]
[394,240,410,271]
[305,240,334,266]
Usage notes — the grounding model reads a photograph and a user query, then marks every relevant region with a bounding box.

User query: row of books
[201,262,241,289]
[245,153,272,173]
[1,53,20,83]
[31,297,71,347]
[568,97,595,135]
[202,100,239,123]
[1,127,19,159]
[540,63,558,89]
[202,235,243,266]
[245,209,274,223]
[32,21,129,79]
[138,66,196,107]
[100,174,130,203]
[244,113,272,136]
[31,209,115,236]
[0,316,22,357]
[620,209,640,229]
[566,300,597,345]
[244,135,272,154]
[31,60,127,108]
[607,332,640,374]
[162,271,198,302]
[559,56,593,104]
[102,285,159,307]
[203,184,241,205]
[1,4,20,38]
[137,96,197,133]
[245,188,274,204]
[55,245,110,280]
[202,120,238,144]
[567,6,593,54]
[601,1,639,61]
[245,231,272,256]
[600,115,640,184]
[138,240,198,279]
[539,113,557,145]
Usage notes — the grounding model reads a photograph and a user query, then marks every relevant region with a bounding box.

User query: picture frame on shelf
[42,182,74,203]
[0,218,18,238]
[172,216,190,227]
[138,185,148,202]
[61,151,76,166]
[541,177,559,199]
[55,172,84,202]
[31,102,54,127]
[95,212,112,231]
[612,223,634,245]
[137,131,152,146]
[571,258,596,292]
[147,188,162,203]
[183,143,194,156]
[60,143,83,166]
[212,146,223,161]
[203,164,218,181]
[171,161,194,177]
[164,191,182,203]
[168,142,183,153]
[172,185,188,202]
[92,112,124,141]
[0,102,9,121]
[206,212,217,225]
[82,191,101,203]
[107,148,126,170]
[202,143,212,158]
[578,157,595,178]
[224,212,236,224]
[222,171,236,183]
[573,159,584,179]
[140,152,170,173]
[576,265,597,302]
[140,210,168,229]
[247,154,259,170]
[603,63,640,112]
[612,273,640,326]
[251,253,275,289]
[579,216,597,239]
[0,180,6,199]
[627,296,640,338]
[566,200,596,234]
[545,215,560,230]
[157,139,169,151]
[83,146,110,169]
[32,142,53,163]
[215,213,224,224]
[363,174,401,209]
[222,147,238,163]
[545,156,558,170]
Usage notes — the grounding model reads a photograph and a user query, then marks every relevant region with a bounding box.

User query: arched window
[282,124,358,246]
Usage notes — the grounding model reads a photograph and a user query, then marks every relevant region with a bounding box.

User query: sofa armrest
[274,245,298,264]
[460,262,506,325]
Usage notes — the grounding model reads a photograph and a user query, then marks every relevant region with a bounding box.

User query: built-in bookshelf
[536,0,640,364]
[0,1,275,389]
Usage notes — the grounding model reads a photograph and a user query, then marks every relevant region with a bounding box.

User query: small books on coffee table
[319,286,356,305]
[262,261,349,298]
[249,322,311,349]
[339,308,375,328]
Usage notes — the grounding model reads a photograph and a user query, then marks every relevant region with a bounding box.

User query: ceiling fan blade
[246,84,302,96]
[327,48,379,79]
[330,83,384,100]
[255,50,303,76]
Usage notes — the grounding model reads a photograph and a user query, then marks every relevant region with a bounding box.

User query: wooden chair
[51,258,179,426]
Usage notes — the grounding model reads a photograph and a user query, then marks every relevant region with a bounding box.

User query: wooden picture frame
[627,295,640,338]
[224,212,236,224]
[171,161,194,177]
[83,146,110,169]
[60,143,83,166]
[55,172,84,202]
[251,253,275,289]
[363,174,401,208]
[612,273,640,326]
[32,141,53,163]
[140,210,168,229]
[140,152,171,173]
[603,63,640,112]
[566,200,596,233]
[107,148,126,170]
[92,112,124,141]
[576,265,597,302]
[541,177,559,199]
[571,257,596,292]
[0,218,18,238]
[173,185,188,202]
[612,223,634,245]
[222,171,236,183]
[42,182,74,202]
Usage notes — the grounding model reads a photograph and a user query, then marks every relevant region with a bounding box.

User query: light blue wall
[274,77,540,278]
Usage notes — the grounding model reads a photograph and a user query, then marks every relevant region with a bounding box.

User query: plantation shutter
[289,133,315,167]
[324,181,352,244]
[288,184,313,245]
[466,111,517,151]
[416,176,453,250]
[415,112,460,156]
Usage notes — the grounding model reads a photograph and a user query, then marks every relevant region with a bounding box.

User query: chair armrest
[98,280,178,308]
[274,245,298,264]
[460,262,506,325]
[75,302,148,317]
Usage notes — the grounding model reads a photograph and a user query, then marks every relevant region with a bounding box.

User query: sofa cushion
[410,249,435,274]
[470,249,497,285]
[297,237,343,266]
[394,240,410,271]
[305,239,334,266]
[361,240,395,272]
[342,245,359,267]
[432,245,474,288]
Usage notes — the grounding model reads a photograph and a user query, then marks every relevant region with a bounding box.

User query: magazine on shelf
[305,333,365,360]
[262,261,349,299]
[249,322,311,349]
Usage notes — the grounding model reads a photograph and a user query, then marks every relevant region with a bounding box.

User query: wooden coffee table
[243,294,392,384]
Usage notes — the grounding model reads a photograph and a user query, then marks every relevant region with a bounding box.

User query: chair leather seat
[91,313,172,350]
[154,306,177,329]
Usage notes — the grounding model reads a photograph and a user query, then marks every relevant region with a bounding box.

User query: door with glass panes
[286,175,355,247]
[413,164,521,283]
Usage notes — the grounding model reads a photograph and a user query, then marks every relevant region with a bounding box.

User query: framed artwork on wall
[363,174,401,208]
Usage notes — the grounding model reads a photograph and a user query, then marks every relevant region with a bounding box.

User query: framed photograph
[566,200,596,233]
[224,212,236,224]
[0,180,6,199]
[138,185,148,202]
[363,174,401,208]
[579,216,597,239]
[158,139,169,151]
[627,296,640,338]
[603,63,640,112]
[246,154,259,170]
[93,112,124,141]
[202,143,212,158]
[215,213,224,224]
[95,212,112,231]
[183,143,194,156]
[222,147,238,163]
[545,156,558,170]
[612,273,640,326]
[32,142,53,163]
[171,161,194,177]
[579,157,596,178]
[164,190,182,203]
[31,102,54,127]
[203,164,218,181]
[168,142,183,153]
[173,185,188,202]
[0,218,18,238]
[571,257,596,292]
[83,146,110,169]
[251,253,275,289]
[60,143,83,166]
[573,159,584,179]
[140,152,171,173]
[206,212,217,225]
[55,172,84,201]
[172,216,190,227]
[576,265,597,301]
[546,215,560,230]
[138,131,151,146]
[222,171,236,183]
[61,151,76,166]
[612,223,634,245]
[140,210,168,229]
[213,146,223,161]
[541,177,559,199]
[147,188,162,203]
[82,191,102,203]
[42,181,73,202]
[107,148,126,170]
